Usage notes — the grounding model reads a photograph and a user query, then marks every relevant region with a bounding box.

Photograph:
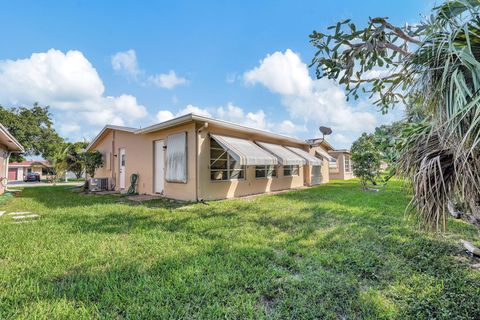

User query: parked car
[24,172,41,182]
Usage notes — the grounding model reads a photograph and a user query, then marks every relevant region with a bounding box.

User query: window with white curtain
[166,132,187,183]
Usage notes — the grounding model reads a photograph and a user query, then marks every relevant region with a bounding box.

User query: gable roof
[86,125,137,151]
[87,113,308,151]
[0,123,24,152]
[328,149,351,155]
[137,113,308,145]
[9,160,51,167]
[306,138,335,151]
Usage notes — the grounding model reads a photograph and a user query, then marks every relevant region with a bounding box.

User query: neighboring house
[8,160,54,181]
[0,123,24,194]
[87,113,323,201]
[307,138,355,181]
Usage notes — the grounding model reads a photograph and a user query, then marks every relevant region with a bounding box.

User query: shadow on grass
[19,226,480,319]
[15,186,196,210]
[4,181,480,318]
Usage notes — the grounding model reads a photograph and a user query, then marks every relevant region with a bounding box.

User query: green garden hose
[127,173,139,195]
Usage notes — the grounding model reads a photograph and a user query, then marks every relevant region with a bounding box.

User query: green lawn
[0,180,479,319]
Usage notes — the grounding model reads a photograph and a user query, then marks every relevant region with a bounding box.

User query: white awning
[256,142,306,166]
[286,146,322,166]
[210,134,278,165]
[315,149,335,161]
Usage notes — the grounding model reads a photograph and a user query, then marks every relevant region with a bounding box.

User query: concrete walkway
[0,211,40,224]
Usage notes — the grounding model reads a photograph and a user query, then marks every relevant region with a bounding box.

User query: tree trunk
[467,196,480,229]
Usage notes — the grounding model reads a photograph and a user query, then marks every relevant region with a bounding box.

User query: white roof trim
[315,149,335,161]
[286,146,322,166]
[210,134,278,166]
[256,141,306,166]
[136,113,308,145]
[0,123,24,152]
[87,114,309,152]
[329,149,351,154]
[86,125,137,151]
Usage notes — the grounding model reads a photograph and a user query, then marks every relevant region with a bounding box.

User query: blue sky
[0,0,434,148]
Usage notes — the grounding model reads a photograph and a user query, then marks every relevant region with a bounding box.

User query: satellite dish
[319,126,332,139]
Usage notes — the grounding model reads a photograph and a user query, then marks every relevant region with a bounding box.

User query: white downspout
[4,151,11,190]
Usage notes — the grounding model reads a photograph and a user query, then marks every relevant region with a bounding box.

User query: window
[255,165,277,178]
[329,157,337,168]
[345,156,351,173]
[284,165,299,177]
[166,132,188,183]
[210,138,245,181]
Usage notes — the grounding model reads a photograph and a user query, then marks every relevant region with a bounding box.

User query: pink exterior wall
[328,152,354,180]
[196,124,308,200]
[308,145,331,184]
[90,120,333,201]
[91,123,197,201]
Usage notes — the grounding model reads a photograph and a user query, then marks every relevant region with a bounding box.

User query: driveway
[8,181,83,188]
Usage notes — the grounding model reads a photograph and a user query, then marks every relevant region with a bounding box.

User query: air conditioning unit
[89,177,109,192]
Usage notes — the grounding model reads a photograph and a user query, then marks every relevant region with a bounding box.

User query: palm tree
[310,0,480,231]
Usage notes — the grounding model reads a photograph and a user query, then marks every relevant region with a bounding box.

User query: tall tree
[310,0,480,230]
[65,141,89,179]
[82,151,104,178]
[351,133,382,189]
[0,103,64,162]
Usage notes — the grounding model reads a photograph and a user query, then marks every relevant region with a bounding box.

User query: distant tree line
[0,103,103,181]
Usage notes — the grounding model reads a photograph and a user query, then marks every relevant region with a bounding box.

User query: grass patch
[0,180,479,319]
[0,192,13,205]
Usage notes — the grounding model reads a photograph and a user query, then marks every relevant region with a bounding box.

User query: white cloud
[362,67,392,80]
[112,49,188,89]
[244,49,312,96]
[155,101,306,136]
[215,103,269,130]
[278,120,306,135]
[111,49,141,78]
[58,123,81,135]
[178,104,212,117]
[243,49,394,147]
[331,133,351,145]
[0,49,148,139]
[148,70,188,89]
[156,110,174,122]
[155,104,211,124]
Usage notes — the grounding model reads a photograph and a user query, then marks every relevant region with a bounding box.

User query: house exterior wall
[328,153,354,180]
[197,123,308,200]
[141,123,197,201]
[8,165,51,180]
[0,144,7,194]
[90,120,331,201]
[308,145,331,184]
[91,123,197,201]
